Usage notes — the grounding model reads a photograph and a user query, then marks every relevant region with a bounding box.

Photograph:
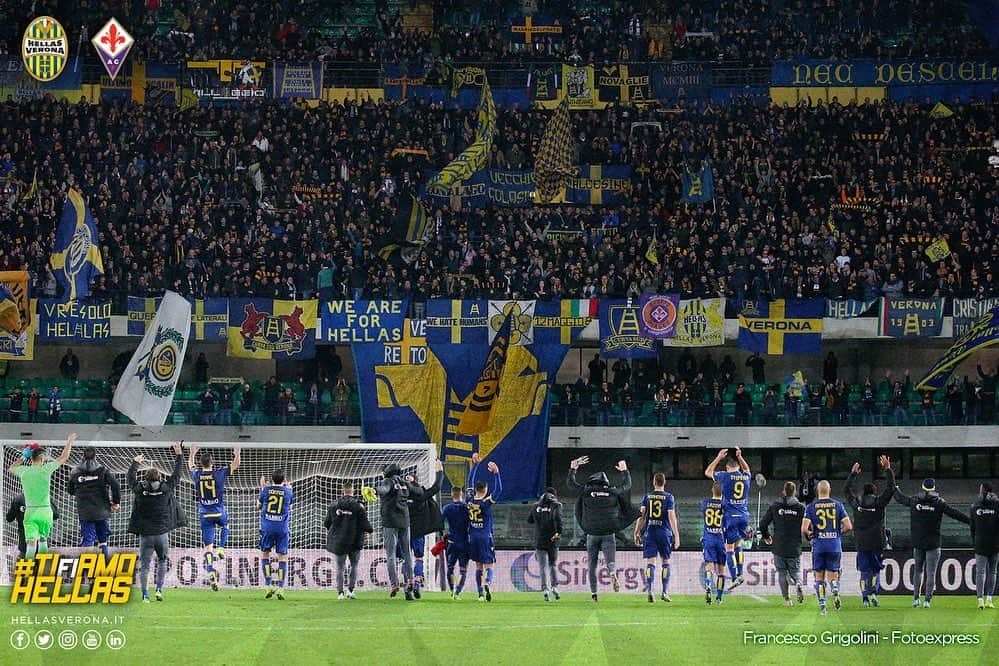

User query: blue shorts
[79,519,111,547]
[856,550,884,573]
[642,529,673,560]
[398,535,426,559]
[468,534,495,564]
[723,512,750,544]
[811,550,842,573]
[199,509,228,546]
[259,529,290,555]
[446,541,470,569]
[702,536,726,565]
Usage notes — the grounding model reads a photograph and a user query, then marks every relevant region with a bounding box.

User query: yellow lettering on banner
[896,63,913,83]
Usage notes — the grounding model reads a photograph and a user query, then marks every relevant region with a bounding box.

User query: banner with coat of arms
[227,299,317,359]
[638,294,680,339]
[0,271,33,360]
[598,300,657,358]
[662,298,726,347]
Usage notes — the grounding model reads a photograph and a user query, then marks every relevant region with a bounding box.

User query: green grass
[2,589,998,665]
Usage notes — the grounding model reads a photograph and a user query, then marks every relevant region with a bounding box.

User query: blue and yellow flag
[916,307,999,391]
[0,271,33,360]
[129,296,228,340]
[426,300,489,345]
[564,164,632,205]
[738,299,824,354]
[534,95,574,203]
[227,298,317,360]
[50,189,104,302]
[681,163,714,204]
[456,312,512,436]
[426,78,496,191]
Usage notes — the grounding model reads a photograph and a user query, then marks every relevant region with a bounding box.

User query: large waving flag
[681,163,714,204]
[112,291,191,426]
[456,312,512,436]
[738,299,824,354]
[534,96,574,203]
[50,189,104,302]
[378,193,431,262]
[916,307,999,391]
[426,78,496,191]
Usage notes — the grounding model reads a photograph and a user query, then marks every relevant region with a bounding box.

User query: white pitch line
[750,594,769,603]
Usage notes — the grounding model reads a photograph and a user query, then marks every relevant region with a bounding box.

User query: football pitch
[2,589,998,665]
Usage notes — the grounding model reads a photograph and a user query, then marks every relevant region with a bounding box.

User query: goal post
[2,440,437,589]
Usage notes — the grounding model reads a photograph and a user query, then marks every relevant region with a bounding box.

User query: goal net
[1,441,436,588]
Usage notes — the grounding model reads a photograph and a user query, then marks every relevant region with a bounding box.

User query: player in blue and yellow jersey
[258,469,294,600]
[441,486,470,599]
[189,445,240,591]
[802,480,852,615]
[705,448,752,589]
[634,472,678,604]
[467,454,502,602]
[701,482,727,604]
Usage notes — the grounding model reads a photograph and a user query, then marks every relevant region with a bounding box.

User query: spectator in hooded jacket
[401,459,444,598]
[969,482,999,609]
[127,442,185,603]
[324,481,374,600]
[528,487,563,602]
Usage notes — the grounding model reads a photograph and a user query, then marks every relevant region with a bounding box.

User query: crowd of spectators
[552,353,999,426]
[1,0,992,67]
[1,92,995,311]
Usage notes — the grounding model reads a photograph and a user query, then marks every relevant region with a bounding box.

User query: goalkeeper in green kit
[7,433,76,559]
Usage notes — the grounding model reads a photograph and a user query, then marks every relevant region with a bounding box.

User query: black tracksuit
[844,468,895,552]
[528,494,563,554]
[324,496,374,555]
[894,487,970,550]
[376,475,415,529]
[568,470,636,536]
[758,495,806,558]
[407,470,444,539]
[127,455,185,536]
[67,461,121,522]
[970,493,999,556]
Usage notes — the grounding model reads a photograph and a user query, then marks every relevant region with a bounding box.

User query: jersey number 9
[732,481,745,500]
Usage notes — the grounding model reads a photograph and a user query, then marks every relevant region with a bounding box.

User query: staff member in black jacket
[402,459,444,598]
[894,475,971,608]
[759,480,806,607]
[5,495,60,558]
[970,482,999,609]
[67,446,121,559]
[567,456,638,602]
[128,442,184,603]
[324,481,373,600]
[376,462,420,600]
[528,487,563,602]
[844,455,896,607]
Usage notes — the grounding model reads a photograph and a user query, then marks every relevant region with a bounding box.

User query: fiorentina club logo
[91,17,134,82]
[641,295,678,337]
[239,303,308,355]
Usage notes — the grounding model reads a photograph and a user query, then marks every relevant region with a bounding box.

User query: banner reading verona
[227,299,317,360]
[319,300,407,343]
[737,299,824,354]
[38,299,111,340]
[0,271,33,360]
[352,306,583,500]
[128,296,228,340]
[878,297,944,338]
[599,300,657,358]
[662,298,725,347]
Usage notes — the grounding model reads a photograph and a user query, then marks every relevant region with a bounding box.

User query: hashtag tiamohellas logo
[10,553,136,604]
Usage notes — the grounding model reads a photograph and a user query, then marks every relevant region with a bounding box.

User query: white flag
[112,291,191,426]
